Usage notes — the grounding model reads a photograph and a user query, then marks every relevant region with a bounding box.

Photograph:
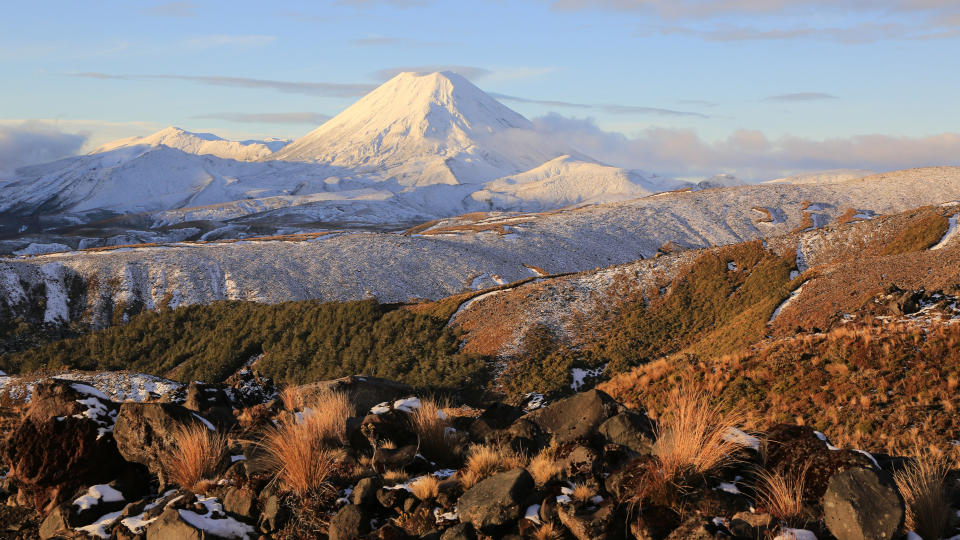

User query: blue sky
[2,0,959,180]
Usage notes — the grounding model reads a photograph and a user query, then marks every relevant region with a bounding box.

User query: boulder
[146,507,203,540]
[823,467,904,540]
[26,379,116,423]
[468,403,525,442]
[763,424,875,510]
[440,522,478,540]
[38,504,72,539]
[458,468,534,532]
[328,504,371,540]
[5,415,128,513]
[299,375,413,415]
[597,411,655,454]
[523,390,620,444]
[223,487,257,520]
[352,475,383,507]
[183,382,235,428]
[112,402,213,482]
[557,503,615,540]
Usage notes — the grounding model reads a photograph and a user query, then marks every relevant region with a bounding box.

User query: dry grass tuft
[409,398,455,462]
[279,385,302,412]
[753,463,809,527]
[409,475,440,500]
[894,450,951,540]
[528,446,563,486]
[571,483,595,503]
[460,443,525,488]
[161,423,227,492]
[260,419,338,498]
[652,387,746,484]
[300,390,355,445]
[383,469,410,484]
[531,522,561,540]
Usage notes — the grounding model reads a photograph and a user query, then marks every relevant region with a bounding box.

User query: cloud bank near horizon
[0,121,88,177]
[3,117,958,183]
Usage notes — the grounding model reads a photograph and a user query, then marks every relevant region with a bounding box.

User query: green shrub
[0,299,487,392]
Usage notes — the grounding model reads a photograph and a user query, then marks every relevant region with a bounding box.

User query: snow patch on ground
[769,283,806,324]
[74,484,124,511]
[570,365,605,391]
[77,510,124,539]
[723,428,761,451]
[931,214,959,250]
[40,263,70,323]
[178,496,255,539]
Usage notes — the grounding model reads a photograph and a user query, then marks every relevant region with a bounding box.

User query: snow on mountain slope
[764,169,875,185]
[471,156,655,211]
[5,167,960,330]
[271,71,577,187]
[0,144,337,215]
[92,126,286,161]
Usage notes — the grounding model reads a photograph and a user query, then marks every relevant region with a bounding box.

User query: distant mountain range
[0,72,685,252]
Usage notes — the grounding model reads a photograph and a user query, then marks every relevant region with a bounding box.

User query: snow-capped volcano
[272,71,577,186]
[0,71,670,243]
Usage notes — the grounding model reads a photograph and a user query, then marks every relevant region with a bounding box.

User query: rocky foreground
[0,371,957,540]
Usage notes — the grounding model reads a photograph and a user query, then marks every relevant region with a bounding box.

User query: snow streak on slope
[272,71,576,187]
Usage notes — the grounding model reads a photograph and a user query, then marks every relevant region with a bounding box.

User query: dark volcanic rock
[328,504,371,540]
[458,468,534,532]
[823,467,905,540]
[763,424,875,511]
[112,402,213,483]
[5,415,127,513]
[523,390,620,444]
[597,411,655,455]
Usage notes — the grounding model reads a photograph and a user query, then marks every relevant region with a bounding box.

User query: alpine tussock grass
[652,387,746,483]
[162,422,227,492]
[260,390,352,497]
[894,450,951,540]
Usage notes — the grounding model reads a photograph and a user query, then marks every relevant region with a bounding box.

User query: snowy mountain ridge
[0,71,675,247]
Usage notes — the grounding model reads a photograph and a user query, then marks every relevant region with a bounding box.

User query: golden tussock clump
[161,422,227,492]
[894,449,952,540]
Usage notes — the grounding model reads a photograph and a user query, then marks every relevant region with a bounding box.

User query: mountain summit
[272,71,575,186]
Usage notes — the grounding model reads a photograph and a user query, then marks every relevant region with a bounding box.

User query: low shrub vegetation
[161,423,227,492]
[0,298,488,392]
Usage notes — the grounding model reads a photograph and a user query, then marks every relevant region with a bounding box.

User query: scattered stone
[823,467,905,540]
[597,410,655,454]
[458,468,534,532]
[440,522,478,540]
[113,402,214,483]
[328,504,371,540]
[352,475,383,507]
[223,487,257,520]
[523,390,620,444]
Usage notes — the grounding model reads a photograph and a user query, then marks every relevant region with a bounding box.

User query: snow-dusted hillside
[764,169,875,185]
[3,166,959,329]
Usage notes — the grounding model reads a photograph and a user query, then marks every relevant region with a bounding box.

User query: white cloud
[532,113,960,181]
[0,121,88,177]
